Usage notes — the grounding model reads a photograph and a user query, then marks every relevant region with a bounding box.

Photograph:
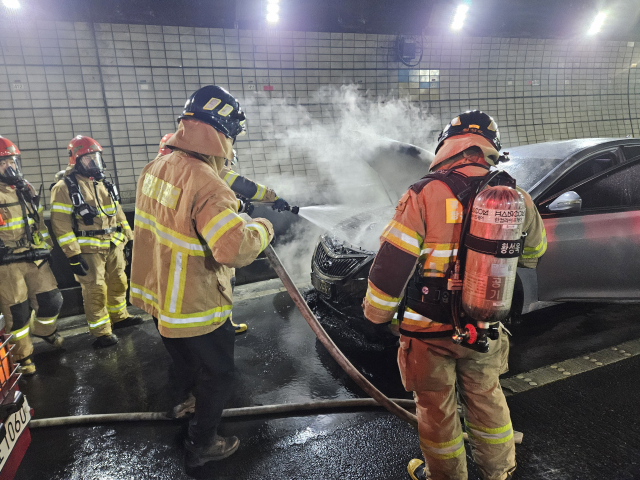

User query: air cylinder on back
[462,185,526,323]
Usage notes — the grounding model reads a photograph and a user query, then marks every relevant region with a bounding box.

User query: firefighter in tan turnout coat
[0,137,64,376]
[131,86,273,468]
[364,111,547,480]
[50,136,142,348]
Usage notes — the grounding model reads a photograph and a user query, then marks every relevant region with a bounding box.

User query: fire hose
[29,244,522,443]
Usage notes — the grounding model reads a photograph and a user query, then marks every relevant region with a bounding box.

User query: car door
[536,148,640,301]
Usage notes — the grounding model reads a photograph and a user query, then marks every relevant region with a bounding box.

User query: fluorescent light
[266,12,279,23]
[267,0,279,3]
[588,12,607,35]
[450,4,469,31]
[2,0,21,9]
[267,3,279,14]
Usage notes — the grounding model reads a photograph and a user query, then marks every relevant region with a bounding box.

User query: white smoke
[240,85,443,279]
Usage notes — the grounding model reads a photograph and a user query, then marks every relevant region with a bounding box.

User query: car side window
[547,150,618,198]
[622,145,640,162]
[572,160,640,211]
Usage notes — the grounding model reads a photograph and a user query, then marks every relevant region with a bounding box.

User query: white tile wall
[0,21,639,204]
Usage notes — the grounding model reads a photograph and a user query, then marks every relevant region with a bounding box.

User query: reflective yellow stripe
[381,220,422,256]
[420,433,465,460]
[35,316,58,325]
[158,305,232,329]
[87,314,110,329]
[224,170,240,187]
[202,209,243,250]
[401,307,453,330]
[0,216,35,231]
[251,183,267,201]
[131,283,160,309]
[465,420,514,445]
[366,281,401,312]
[11,325,30,340]
[245,222,269,252]
[164,250,187,314]
[121,221,132,231]
[77,237,110,249]
[420,242,459,278]
[522,229,547,258]
[111,232,127,246]
[135,209,208,256]
[40,231,50,239]
[51,202,74,213]
[57,232,78,247]
[107,301,126,313]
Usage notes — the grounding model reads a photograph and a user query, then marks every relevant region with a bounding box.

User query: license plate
[0,396,31,471]
[312,274,332,297]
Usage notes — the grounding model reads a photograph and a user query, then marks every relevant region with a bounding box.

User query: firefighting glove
[272,198,290,212]
[68,254,89,276]
[237,198,255,216]
[124,241,133,265]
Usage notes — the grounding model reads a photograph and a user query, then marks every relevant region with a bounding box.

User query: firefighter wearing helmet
[50,136,142,348]
[131,86,274,467]
[157,133,291,335]
[0,137,64,376]
[363,111,547,480]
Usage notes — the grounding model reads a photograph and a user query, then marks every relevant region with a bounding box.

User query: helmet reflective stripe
[203,98,221,110]
[218,104,234,116]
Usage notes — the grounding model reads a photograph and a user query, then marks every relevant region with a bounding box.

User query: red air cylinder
[462,185,525,322]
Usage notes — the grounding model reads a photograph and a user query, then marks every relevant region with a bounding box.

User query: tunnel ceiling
[9,0,640,39]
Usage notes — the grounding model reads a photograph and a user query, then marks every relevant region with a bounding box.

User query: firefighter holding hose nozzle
[363,111,546,480]
[157,135,295,334]
[0,137,64,376]
[131,86,274,468]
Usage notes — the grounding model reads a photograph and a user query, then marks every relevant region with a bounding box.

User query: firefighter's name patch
[142,173,181,210]
[445,198,463,223]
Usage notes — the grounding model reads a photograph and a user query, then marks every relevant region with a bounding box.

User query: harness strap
[465,234,525,258]
[75,226,122,237]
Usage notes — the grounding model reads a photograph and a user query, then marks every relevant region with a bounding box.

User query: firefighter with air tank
[50,136,143,348]
[0,137,64,376]
[363,111,547,480]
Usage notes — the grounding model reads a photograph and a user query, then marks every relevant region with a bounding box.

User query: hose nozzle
[285,205,299,215]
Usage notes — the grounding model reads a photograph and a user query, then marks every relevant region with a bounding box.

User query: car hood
[324,206,396,253]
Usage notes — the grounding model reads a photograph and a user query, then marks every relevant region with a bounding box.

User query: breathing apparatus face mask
[77,152,105,180]
[0,155,24,186]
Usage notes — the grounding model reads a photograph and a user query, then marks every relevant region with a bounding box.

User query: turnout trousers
[74,243,131,337]
[398,332,516,480]
[0,261,63,361]
[157,318,235,447]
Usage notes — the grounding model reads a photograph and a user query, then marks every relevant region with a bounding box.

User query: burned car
[311,138,640,325]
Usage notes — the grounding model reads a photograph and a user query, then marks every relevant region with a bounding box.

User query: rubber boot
[94,333,119,348]
[169,393,196,419]
[408,459,428,480]
[17,357,36,376]
[231,320,247,334]
[184,435,240,467]
[39,332,64,348]
[112,316,144,330]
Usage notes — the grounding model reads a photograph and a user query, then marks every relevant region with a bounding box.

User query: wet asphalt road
[14,287,640,480]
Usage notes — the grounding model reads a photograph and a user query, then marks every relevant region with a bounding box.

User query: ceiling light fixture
[588,12,607,35]
[2,0,21,9]
[450,4,469,31]
[266,0,280,24]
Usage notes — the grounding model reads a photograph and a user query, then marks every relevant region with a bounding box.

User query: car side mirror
[548,191,582,213]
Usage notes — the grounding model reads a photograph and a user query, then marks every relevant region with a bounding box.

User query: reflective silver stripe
[158,308,232,325]
[88,315,110,328]
[403,310,438,323]
[134,213,206,252]
[12,325,30,339]
[131,286,159,305]
[169,251,183,313]
[35,317,57,325]
[203,210,237,244]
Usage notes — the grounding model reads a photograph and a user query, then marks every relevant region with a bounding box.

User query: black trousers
[155,318,236,446]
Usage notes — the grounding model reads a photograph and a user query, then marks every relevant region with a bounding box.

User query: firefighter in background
[50,136,142,348]
[363,111,547,480]
[157,134,291,335]
[132,86,273,467]
[0,137,64,376]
